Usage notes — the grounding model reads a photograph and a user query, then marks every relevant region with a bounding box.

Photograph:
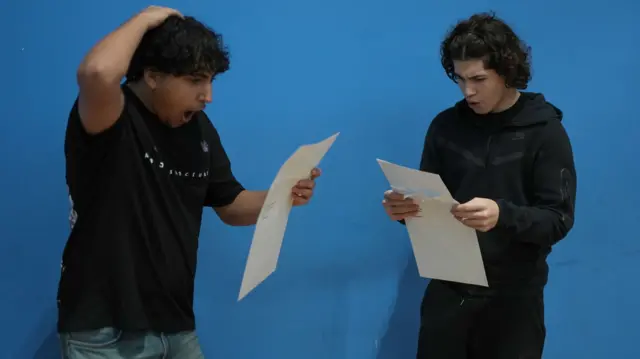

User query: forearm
[497,200,574,247]
[78,14,151,82]
[216,190,268,226]
[496,120,576,247]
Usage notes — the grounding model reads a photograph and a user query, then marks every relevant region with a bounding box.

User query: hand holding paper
[238,133,339,300]
[382,189,421,221]
[290,168,322,206]
[377,159,488,287]
[451,197,500,233]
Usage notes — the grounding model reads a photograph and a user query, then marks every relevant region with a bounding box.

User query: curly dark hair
[126,15,230,82]
[440,12,532,89]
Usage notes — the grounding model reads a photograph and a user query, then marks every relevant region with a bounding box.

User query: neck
[492,89,520,113]
[127,81,157,114]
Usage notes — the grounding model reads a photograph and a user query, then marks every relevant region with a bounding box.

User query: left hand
[291,167,321,206]
[450,197,499,232]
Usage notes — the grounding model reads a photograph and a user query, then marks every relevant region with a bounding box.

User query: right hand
[382,190,420,221]
[138,6,183,29]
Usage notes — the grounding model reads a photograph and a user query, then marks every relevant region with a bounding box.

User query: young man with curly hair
[382,12,577,359]
[58,6,321,358]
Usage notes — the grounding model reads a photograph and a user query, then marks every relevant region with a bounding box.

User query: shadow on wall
[376,255,428,359]
[21,259,428,359]
[21,307,60,359]
[33,332,60,359]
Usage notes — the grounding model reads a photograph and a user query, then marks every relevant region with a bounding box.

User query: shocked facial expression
[144,71,214,127]
[453,59,508,115]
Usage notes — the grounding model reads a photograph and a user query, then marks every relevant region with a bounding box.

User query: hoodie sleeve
[496,120,577,246]
[420,121,440,174]
[419,116,442,174]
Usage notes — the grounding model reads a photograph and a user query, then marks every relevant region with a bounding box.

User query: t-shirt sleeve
[202,117,245,208]
[64,93,130,218]
[65,93,128,158]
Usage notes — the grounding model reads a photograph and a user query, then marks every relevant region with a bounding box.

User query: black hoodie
[419,92,577,294]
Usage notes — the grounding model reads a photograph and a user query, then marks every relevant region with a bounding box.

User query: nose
[201,83,213,103]
[458,79,476,98]
[462,83,476,97]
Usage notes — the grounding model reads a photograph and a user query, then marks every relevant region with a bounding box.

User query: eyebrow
[189,72,213,79]
[454,73,487,80]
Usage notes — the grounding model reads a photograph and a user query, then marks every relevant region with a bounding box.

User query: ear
[143,70,163,91]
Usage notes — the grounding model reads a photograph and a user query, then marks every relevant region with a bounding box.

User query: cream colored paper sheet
[377,159,488,287]
[238,133,340,300]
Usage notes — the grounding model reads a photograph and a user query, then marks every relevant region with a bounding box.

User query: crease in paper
[238,133,340,300]
[377,159,488,287]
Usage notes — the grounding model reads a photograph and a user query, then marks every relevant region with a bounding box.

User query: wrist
[129,12,156,32]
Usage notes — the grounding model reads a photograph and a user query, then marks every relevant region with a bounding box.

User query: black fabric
[417,280,545,359]
[419,92,577,294]
[58,85,244,333]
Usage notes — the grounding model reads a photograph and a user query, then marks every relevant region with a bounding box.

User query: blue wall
[1,0,638,358]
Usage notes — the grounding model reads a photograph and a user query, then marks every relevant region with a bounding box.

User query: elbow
[549,215,574,245]
[222,215,254,227]
[77,61,121,87]
[215,207,254,227]
[77,61,104,82]
[217,210,239,226]
[223,216,243,227]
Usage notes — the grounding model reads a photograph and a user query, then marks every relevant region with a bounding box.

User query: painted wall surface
[1,0,638,358]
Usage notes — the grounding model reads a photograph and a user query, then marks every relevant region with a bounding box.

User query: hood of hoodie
[455,92,563,128]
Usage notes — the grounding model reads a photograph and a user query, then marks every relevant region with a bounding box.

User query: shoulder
[67,85,142,134]
[65,92,133,153]
[431,99,465,128]
[432,105,457,125]
[535,119,572,150]
[193,112,234,164]
[541,118,569,136]
[525,120,574,169]
[195,111,222,142]
[68,85,139,131]
[424,104,459,139]
[519,93,571,145]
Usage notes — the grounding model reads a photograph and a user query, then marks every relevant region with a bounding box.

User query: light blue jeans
[59,327,205,359]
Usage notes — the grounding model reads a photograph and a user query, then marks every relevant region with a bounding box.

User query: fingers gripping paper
[238,133,340,300]
[377,159,488,287]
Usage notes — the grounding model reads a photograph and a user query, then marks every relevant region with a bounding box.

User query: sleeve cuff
[495,199,514,229]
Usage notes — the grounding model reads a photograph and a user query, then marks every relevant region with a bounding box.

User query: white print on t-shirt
[143,152,209,179]
[64,149,209,232]
[68,186,78,230]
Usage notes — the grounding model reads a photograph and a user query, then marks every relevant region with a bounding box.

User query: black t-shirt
[57,85,244,333]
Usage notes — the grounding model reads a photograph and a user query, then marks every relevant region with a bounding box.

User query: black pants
[417,280,546,359]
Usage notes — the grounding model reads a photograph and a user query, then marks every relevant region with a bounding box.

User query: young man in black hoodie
[382,12,577,359]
